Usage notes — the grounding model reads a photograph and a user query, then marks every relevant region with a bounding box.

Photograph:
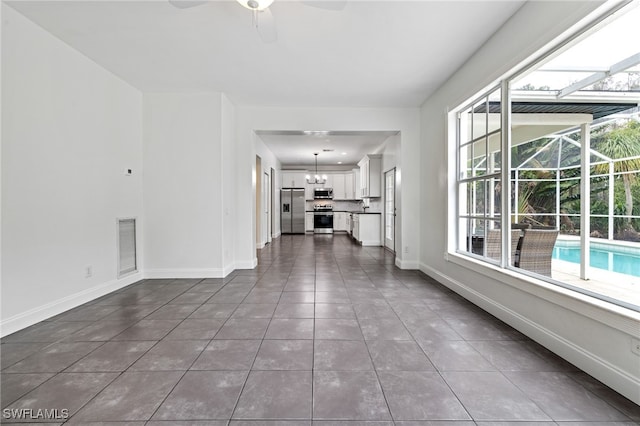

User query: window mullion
[501,80,511,268]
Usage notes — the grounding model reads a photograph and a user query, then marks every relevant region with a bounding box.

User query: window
[454,2,640,311]
[456,86,503,264]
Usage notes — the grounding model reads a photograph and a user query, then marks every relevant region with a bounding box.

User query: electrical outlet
[85,266,93,278]
[632,338,640,356]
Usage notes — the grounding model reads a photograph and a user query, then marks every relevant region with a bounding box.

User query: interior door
[271,167,276,238]
[263,171,271,244]
[384,168,396,252]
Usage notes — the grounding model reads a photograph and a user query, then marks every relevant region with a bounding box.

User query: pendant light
[306,153,327,185]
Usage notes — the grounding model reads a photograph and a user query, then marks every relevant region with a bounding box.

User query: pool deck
[552,259,640,308]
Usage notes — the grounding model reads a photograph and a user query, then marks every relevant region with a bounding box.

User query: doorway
[264,171,271,245]
[256,155,262,248]
[384,168,396,253]
[271,167,276,239]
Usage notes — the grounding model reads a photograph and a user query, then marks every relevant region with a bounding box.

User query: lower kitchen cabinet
[334,212,347,231]
[351,213,381,246]
[305,212,314,232]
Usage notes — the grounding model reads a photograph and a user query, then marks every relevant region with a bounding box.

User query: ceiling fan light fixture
[237,0,274,10]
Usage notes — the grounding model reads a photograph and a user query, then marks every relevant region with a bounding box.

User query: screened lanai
[512,107,640,240]
[457,2,640,310]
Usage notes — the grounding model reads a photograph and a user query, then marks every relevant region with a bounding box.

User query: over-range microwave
[313,188,333,199]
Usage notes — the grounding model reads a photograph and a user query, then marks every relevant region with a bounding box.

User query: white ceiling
[257,130,398,166]
[5,0,526,164]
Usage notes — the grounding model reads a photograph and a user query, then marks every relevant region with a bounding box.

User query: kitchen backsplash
[306,200,382,212]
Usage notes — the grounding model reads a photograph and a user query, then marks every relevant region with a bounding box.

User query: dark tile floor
[2,234,639,424]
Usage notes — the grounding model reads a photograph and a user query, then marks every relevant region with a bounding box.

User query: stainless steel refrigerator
[281,188,305,234]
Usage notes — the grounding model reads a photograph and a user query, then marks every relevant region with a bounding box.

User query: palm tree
[593,120,640,226]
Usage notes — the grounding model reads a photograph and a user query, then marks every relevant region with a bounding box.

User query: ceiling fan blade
[301,0,347,11]
[256,8,277,43]
[168,0,208,9]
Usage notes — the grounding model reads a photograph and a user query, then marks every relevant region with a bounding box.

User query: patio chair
[514,229,559,277]
[486,229,524,265]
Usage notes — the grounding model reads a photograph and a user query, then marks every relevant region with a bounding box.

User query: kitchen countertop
[305,210,382,214]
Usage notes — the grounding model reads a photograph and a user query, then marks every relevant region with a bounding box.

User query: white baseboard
[396,257,419,269]
[360,240,382,247]
[144,268,227,279]
[272,232,281,238]
[234,258,258,270]
[0,272,143,338]
[419,261,640,405]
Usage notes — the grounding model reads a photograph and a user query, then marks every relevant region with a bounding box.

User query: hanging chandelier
[306,153,327,185]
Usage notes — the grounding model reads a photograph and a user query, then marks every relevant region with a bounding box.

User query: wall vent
[117,218,137,277]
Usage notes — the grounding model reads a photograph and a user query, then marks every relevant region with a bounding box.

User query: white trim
[0,272,142,338]
[221,264,235,278]
[445,253,640,332]
[395,257,419,270]
[419,260,640,405]
[256,242,266,250]
[235,258,258,270]
[143,268,227,279]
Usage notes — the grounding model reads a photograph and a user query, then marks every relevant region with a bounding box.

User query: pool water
[552,244,640,278]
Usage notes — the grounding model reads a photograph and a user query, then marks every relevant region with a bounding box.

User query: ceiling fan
[168,0,347,43]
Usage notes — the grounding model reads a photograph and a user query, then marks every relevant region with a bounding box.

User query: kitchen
[280,152,387,248]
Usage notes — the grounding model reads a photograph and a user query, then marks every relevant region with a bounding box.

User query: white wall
[143,92,234,278]
[235,107,420,269]
[255,135,282,241]
[419,0,640,403]
[1,5,144,335]
[221,94,236,272]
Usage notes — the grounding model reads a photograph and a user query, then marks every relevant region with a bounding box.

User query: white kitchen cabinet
[358,154,382,198]
[322,174,334,190]
[346,213,352,235]
[352,213,360,241]
[282,171,307,188]
[305,212,314,232]
[333,174,346,200]
[332,172,356,200]
[353,168,361,200]
[334,212,347,231]
[305,182,315,200]
[344,172,354,200]
[351,213,381,246]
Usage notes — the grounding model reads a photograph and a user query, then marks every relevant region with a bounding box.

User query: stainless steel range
[313,204,333,234]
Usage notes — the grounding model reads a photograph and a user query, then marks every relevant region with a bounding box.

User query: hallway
[1,234,638,423]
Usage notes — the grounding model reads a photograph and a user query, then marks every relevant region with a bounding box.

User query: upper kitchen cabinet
[281,171,307,188]
[322,174,334,191]
[330,172,358,200]
[352,168,361,200]
[332,173,346,200]
[358,154,382,198]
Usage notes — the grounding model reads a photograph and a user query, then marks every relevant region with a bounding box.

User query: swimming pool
[552,241,640,278]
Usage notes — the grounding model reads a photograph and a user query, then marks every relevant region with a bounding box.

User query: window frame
[450,1,640,312]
